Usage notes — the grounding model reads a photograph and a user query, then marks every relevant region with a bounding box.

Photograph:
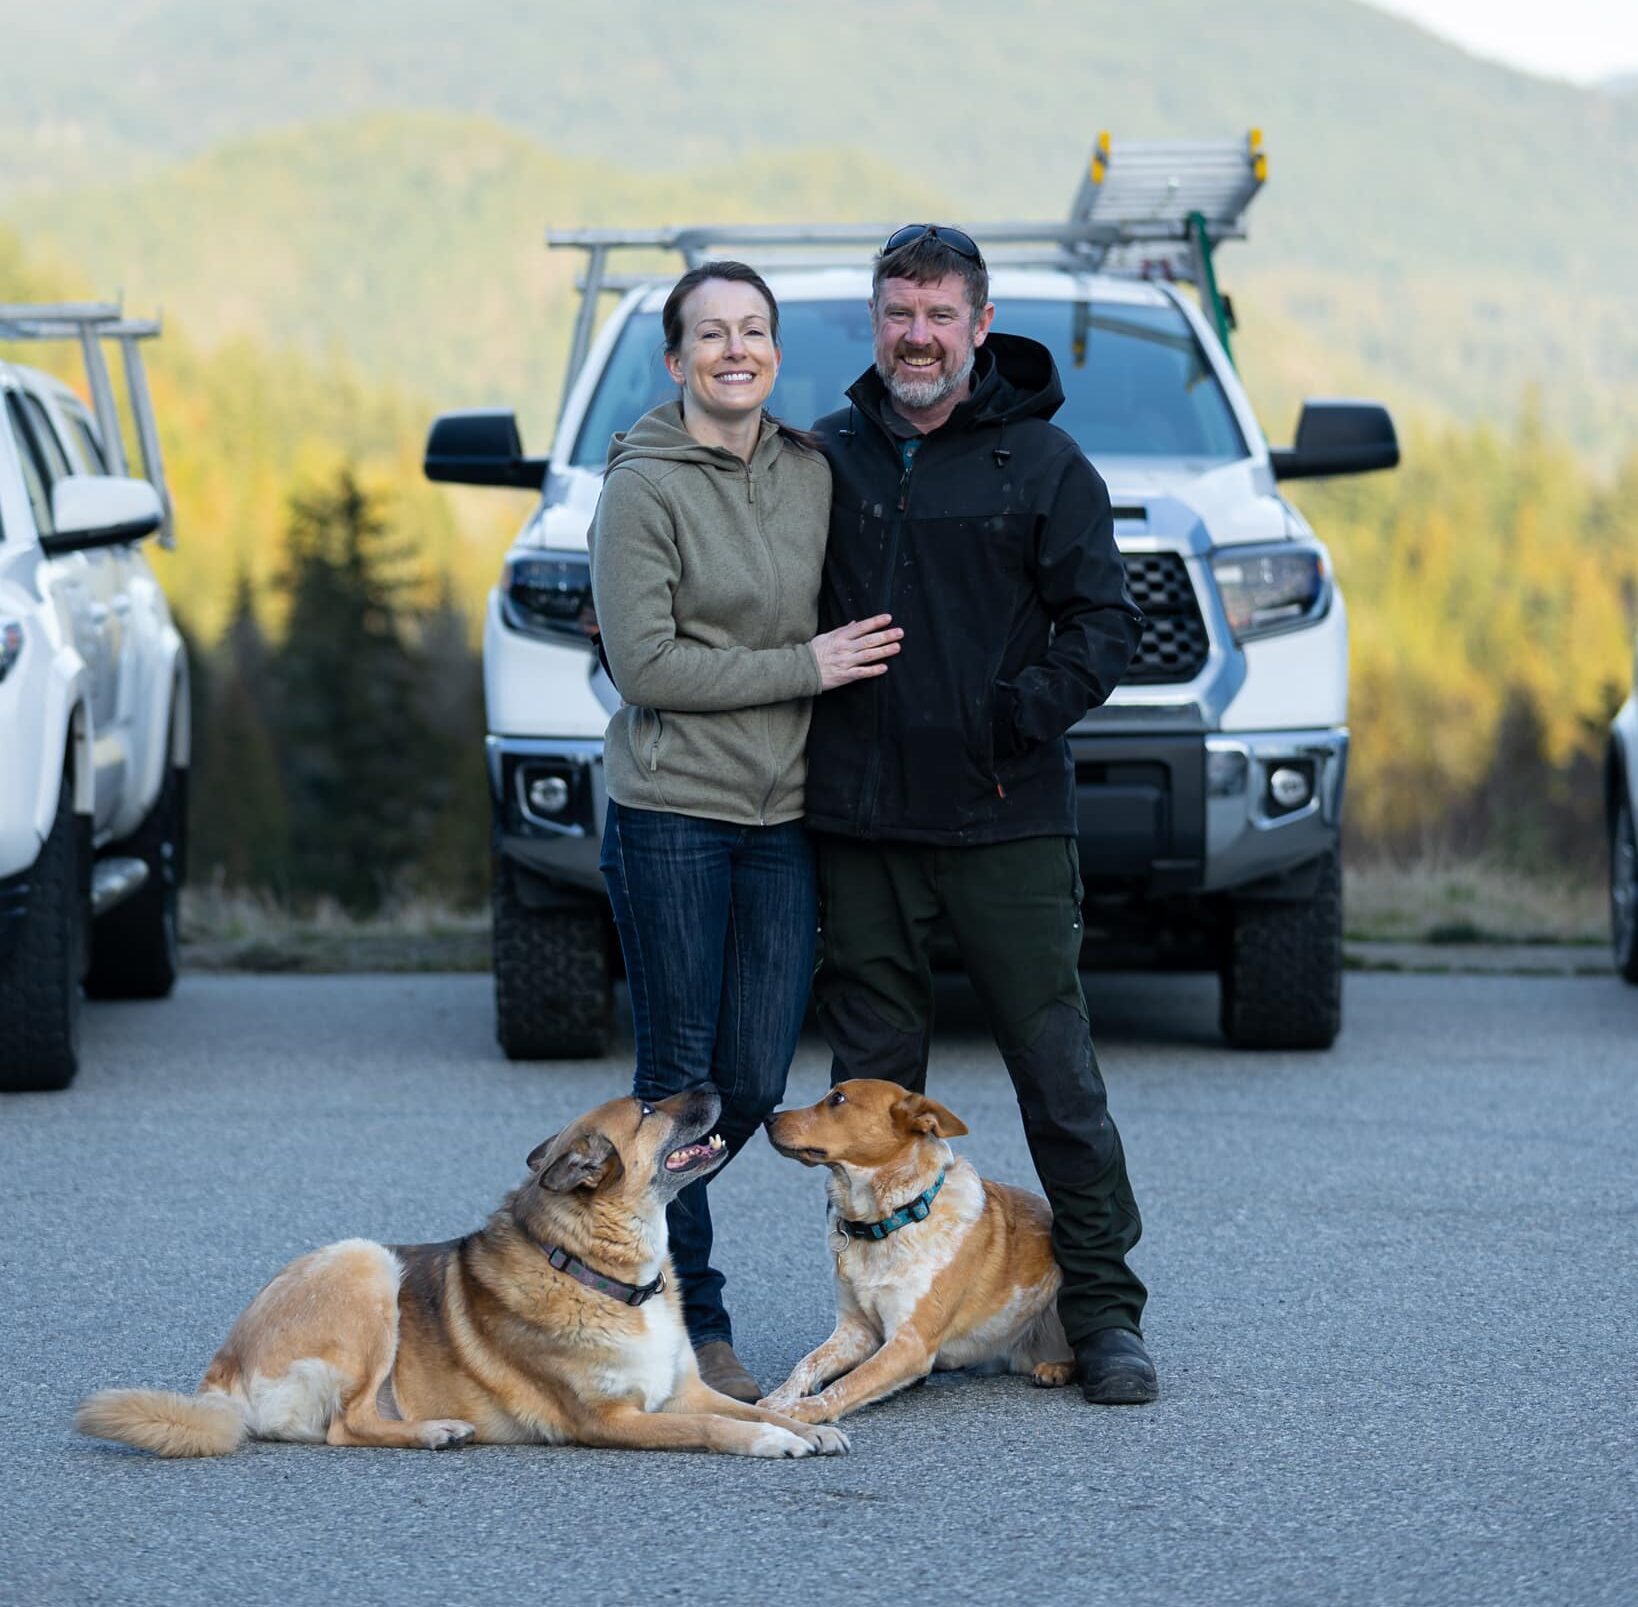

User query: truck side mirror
[423,410,549,490]
[41,475,164,555]
[1270,401,1398,481]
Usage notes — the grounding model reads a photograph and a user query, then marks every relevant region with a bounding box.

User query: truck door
[6,388,128,835]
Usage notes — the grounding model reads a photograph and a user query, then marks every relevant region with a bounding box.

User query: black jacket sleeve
[994,449,1146,758]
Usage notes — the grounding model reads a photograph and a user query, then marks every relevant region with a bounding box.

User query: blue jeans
[600,801,817,1349]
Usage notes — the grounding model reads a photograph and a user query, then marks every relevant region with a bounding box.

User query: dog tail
[75,1388,248,1458]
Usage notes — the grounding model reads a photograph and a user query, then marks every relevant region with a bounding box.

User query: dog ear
[893,1093,969,1139]
[526,1134,557,1172]
[535,1130,623,1193]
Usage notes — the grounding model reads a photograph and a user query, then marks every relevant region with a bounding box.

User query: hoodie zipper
[748,456,781,825]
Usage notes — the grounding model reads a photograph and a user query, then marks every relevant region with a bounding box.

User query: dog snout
[659,1085,722,1134]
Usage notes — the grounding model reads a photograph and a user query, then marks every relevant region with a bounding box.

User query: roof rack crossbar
[546,130,1266,388]
[0,299,174,546]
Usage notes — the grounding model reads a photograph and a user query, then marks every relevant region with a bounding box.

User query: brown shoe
[695,1340,762,1403]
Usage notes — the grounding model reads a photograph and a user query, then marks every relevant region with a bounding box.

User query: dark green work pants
[812,833,1147,1343]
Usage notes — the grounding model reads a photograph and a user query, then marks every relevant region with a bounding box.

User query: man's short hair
[871,231,990,320]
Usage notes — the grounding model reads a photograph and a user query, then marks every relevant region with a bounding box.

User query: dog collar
[835,1171,946,1241]
[538,1240,666,1307]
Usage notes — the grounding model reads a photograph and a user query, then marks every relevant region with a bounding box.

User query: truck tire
[86,762,185,1000]
[1611,795,1638,985]
[491,854,614,1060]
[0,774,85,1093]
[1219,849,1343,1050]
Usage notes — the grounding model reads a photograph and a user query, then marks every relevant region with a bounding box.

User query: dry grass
[176,857,1609,972]
[1344,857,1607,945]
[180,884,488,972]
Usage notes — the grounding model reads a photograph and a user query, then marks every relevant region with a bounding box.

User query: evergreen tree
[409,577,488,906]
[189,574,289,891]
[273,468,433,912]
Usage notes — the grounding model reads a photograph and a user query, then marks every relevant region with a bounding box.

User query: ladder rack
[545,131,1266,391]
[0,301,173,546]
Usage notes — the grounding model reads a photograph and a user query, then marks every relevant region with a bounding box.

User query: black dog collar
[536,1238,666,1307]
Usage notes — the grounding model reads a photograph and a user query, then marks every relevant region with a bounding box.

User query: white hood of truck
[1101,456,1301,545]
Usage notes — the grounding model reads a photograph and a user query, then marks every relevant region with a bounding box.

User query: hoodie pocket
[629,706,666,773]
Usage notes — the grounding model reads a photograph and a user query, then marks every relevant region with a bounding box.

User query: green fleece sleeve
[589,468,823,712]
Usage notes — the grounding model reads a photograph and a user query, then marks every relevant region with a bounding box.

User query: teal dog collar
[836,1171,946,1241]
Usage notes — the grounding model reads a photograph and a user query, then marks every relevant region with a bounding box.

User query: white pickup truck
[1608,634,1638,983]
[426,135,1399,1059]
[0,304,189,1092]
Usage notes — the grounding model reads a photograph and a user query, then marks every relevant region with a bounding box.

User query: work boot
[1075,1329,1159,1405]
[695,1340,762,1403]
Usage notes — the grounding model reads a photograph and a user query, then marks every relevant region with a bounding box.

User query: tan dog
[77,1088,847,1459]
[760,1079,1074,1422]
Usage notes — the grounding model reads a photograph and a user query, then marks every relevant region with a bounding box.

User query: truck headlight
[1210,543,1331,642]
[501,552,597,649]
[0,619,22,684]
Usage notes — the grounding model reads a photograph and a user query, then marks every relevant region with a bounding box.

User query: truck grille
[1120,552,1210,684]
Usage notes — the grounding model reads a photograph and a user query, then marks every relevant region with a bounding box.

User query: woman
[587,261,900,1401]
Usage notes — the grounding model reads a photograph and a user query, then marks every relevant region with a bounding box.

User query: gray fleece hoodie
[588,402,830,825]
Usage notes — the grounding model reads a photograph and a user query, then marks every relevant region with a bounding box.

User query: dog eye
[827,1091,846,1108]
[638,1101,656,1118]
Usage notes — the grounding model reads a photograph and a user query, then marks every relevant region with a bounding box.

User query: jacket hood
[846,331,1065,433]
[605,400,783,473]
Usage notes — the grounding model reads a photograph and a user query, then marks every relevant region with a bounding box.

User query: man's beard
[878,345,975,412]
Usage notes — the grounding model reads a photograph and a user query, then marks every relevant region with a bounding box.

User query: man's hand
[810,615,902,691]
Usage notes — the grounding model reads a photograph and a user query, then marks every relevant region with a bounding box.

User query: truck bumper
[492,725,1348,906]
[488,737,608,900]
[1071,727,1347,895]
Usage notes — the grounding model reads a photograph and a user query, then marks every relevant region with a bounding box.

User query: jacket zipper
[857,436,919,833]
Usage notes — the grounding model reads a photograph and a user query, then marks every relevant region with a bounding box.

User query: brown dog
[760,1079,1074,1422]
[76,1088,847,1459]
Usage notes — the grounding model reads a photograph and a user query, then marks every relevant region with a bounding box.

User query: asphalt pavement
[2,969,1635,1607]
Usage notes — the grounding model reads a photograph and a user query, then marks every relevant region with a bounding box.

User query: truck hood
[522,454,1302,556]
[1100,456,1301,546]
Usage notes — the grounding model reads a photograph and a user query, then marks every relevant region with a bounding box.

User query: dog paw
[1030,1361,1075,1388]
[421,1419,476,1449]
[746,1425,813,1458]
[757,1390,801,1414]
[800,1423,850,1456]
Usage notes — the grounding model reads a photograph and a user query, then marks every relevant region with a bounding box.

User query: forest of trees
[186,470,488,912]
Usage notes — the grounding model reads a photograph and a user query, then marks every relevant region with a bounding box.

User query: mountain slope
[8,109,1631,454]
[6,115,945,442]
[3,0,1634,287]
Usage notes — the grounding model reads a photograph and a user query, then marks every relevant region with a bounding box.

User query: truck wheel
[1612,796,1638,985]
[0,775,85,1093]
[1219,849,1343,1050]
[491,855,614,1060]
[86,763,185,1000]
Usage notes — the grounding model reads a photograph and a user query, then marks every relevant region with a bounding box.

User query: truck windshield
[570,297,1246,467]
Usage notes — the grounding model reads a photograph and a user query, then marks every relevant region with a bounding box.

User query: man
[804,224,1157,1404]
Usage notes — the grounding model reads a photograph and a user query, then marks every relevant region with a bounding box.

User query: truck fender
[34,643,93,838]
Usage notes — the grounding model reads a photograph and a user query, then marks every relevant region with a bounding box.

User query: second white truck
[0,304,189,1092]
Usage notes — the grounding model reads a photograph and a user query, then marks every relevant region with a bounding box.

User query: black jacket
[805,333,1144,845]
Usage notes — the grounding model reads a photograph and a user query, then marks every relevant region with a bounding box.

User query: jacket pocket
[628,706,666,773]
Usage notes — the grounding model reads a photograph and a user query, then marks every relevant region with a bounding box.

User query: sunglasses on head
[880,224,985,266]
